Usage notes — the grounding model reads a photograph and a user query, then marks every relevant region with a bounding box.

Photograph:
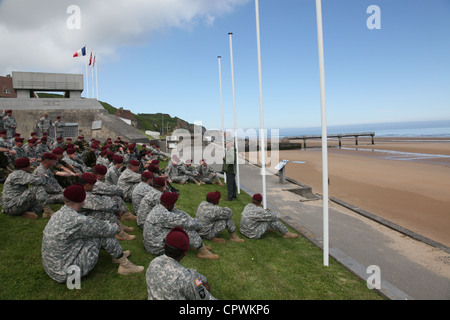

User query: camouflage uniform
[239,203,288,239]
[178,163,200,183]
[35,141,50,158]
[146,254,216,300]
[143,204,203,255]
[78,191,122,225]
[10,145,26,162]
[54,119,65,138]
[92,180,128,214]
[117,168,141,202]
[198,163,220,184]
[131,181,153,216]
[195,201,236,240]
[37,116,52,137]
[136,188,162,229]
[62,155,89,174]
[41,205,121,283]
[3,114,17,139]
[1,169,48,216]
[32,163,65,205]
[165,161,188,184]
[105,165,121,185]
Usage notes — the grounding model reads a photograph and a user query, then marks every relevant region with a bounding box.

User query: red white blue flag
[73,46,86,57]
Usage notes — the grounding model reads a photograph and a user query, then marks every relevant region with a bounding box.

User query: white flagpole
[217,56,226,183]
[228,32,240,195]
[85,50,89,98]
[315,0,329,267]
[95,53,99,100]
[91,51,94,99]
[254,0,267,209]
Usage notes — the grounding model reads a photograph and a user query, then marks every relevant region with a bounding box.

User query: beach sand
[247,137,450,247]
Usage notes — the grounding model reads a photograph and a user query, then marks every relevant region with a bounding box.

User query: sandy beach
[247,137,450,247]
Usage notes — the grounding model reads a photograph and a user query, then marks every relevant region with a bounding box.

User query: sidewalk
[234,160,450,300]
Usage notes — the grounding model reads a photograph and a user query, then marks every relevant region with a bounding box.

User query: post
[229,32,240,195]
[255,0,267,209]
[218,56,226,183]
[315,0,329,267]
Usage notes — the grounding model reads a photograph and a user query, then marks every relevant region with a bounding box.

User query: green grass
[0,177,384,300]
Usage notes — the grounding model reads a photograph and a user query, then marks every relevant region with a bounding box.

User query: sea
[270,120,450,138]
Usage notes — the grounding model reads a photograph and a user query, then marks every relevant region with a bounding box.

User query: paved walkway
[232,160,450,300]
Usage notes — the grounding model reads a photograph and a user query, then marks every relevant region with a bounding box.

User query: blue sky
[1,0,449,131]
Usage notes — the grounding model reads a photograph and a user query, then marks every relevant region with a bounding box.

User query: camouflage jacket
[195,201,233,238]
[105,165,121,185]
[239,203,279,239]
[143,204,202,255]
[32,163,64,194]
[78,192,121,222]
[35,143,50,157]
[37,117,52,132]
[131,181,153,215]
[117,168,141,201]
[42,205,120,283]
[146,254,216,300]
[136,187,162,229]
[1,169,45,209]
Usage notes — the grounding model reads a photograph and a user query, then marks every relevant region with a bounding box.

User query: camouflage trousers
[245,220,289,239]
[66,237,123,283]
[171,175,188,184]
[198,218,237,240]
[199,174,220,184]
[145,229,203,256]
[2,186,47,216]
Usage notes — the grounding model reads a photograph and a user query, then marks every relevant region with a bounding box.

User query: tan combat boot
[42,205,55,219]
[112,250,130,263]
[282,231,299,239]
[120,221,135,233]
[121,211,137,221]
[115,230,136,241]
[212,238,226,244]
[117,256,144,275]
[197,245,219,260]
[21,211,38,220]
[230,232,245,243]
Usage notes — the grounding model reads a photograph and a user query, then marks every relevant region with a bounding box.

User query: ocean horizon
[225,120,450,139]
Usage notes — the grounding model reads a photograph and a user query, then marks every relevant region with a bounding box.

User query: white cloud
[0,0,250,75]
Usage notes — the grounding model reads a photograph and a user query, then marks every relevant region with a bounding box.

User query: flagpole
[95,53,99,100]
[254,0,267,209]
[85,50,89,98]
[315,0,329,267]
[217,56,226,183]
[228,32,240,195]
[91,51,94,99]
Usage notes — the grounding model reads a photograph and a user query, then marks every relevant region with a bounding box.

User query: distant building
[0,75,17,98]
[114,107,138,128]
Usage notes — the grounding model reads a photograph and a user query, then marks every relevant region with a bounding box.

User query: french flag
[73,46,86,57]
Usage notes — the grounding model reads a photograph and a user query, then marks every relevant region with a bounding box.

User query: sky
[0,0,449,131]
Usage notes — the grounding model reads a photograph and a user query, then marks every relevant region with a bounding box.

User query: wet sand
[247,137,450,247]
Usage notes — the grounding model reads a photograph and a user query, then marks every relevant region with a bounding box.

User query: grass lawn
[0,175,384,300]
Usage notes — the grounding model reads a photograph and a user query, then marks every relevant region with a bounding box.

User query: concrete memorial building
[0,71,149,143]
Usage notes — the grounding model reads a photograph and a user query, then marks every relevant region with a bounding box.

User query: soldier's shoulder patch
[194,278,203,287]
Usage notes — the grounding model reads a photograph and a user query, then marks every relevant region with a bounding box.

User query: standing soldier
[239,194,298,239]
[54,116,65,139]
[37,113,52,138]
[146,227,217,300]
[196,191,244,243]
[0,109,6,130]
[41,184,144,284]
[3,110,17,139]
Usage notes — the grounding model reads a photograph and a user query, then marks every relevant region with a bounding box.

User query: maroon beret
[52,147,64,155]
[57,116,61,119]
[64,184,86,203]
[253,193,263,203]
[40,136,47,142]
[6,110,12,113]
[148,165,158,173]
[142,171,153,180]
[107,151,114,157]
[113,155,123,164]
[165,227,190,251]
[66,148,76,155]
[42,152,57,161]
[15,137,24,143]
[100,150,108,156]
[151,160,159,165]
[153,177,166,187]
[14,133,20,137]
[30,132,37,136]
[56,137,63,141]
[0,130,6,135]
[127,144,135,150]
[66,138,72,141]
[207,191,221,204]
[161,192,178,206]
[81,173,97,185]
[14,157,30,168]
[90,144,98,149]
[129,160,140,167]
[93,165,107,175]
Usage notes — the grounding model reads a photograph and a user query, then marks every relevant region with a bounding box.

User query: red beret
[148,165,158,173]
[107,151,114,157]
[30,132,37,136]
[253,193,263,203]
[57,116,61,119]
[153,177,166,187]
[93,165,107,175]
[129,160,140,167]
[15,137,24,143]
[6,110,12,113]
[90,144,98,149]
[160,192,178,206]
[64,184,86,203]
[100,150,108,156]
[40,136,47,142]
[0,130,6,135]
[14,157,30,168]
[42,152,57,160]
[56,137,63,141]
[66,138,72,141]
[81,173,97,185]
[165,227,190,251]
[52,147,64,155]
[113,155,123,164]
[14,133,20,137]
[151,160,159,165]
[127,144,135,150]
[66,148,76,155]
[142,171,153,180]
[207,191,221,204]
[28,138,38,144]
